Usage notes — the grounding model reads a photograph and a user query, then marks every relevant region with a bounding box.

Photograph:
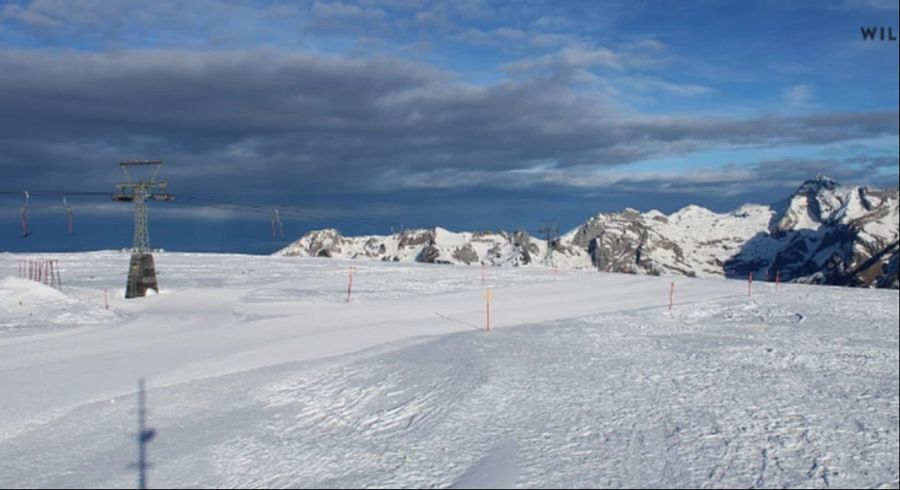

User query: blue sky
[0,0,897,253]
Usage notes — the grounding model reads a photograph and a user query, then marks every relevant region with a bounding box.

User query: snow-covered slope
[0,276,120,335]
[276,177,899,288]
[0,252,897,488]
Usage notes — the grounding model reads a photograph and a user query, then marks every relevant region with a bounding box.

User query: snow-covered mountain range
[275,177,899,288]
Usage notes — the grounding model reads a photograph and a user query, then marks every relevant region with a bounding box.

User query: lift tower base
[126,253,159,299]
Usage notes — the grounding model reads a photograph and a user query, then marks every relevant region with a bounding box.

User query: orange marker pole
[486,288,492,332]
[346,266,353,302]
[668,282,675,311]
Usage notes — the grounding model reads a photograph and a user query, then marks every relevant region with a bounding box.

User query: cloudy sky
[1,0,897,253]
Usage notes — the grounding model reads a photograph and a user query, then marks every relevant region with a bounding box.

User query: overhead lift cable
[3,189,432,239]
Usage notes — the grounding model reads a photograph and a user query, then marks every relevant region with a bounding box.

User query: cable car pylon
[112,160,174,298]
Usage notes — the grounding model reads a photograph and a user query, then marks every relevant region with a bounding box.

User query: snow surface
[0,251,897,488]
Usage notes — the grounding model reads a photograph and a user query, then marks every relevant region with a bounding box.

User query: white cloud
[621,76,715,97]
[311,1,388,22]
[782,84,815,110]
[841,0,899,10]
[0,3,63,28]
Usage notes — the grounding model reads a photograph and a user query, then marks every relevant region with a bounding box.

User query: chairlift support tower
[539,222,559,266]
[112,161,174,298]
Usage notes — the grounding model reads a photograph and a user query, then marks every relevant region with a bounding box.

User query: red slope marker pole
[346,266,354,303]
[486,288,492,332]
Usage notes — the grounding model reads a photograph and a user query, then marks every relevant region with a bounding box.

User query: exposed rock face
[452,243,479,264]
[277,227,557,267]
[876,250,900,289]
[570,208,689,276]
[275,177,899,289]
[727,178,899,288]
[277,228,347,258]
[417,244,442,264]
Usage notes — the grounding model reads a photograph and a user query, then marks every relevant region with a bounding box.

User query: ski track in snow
[0,251,897,488]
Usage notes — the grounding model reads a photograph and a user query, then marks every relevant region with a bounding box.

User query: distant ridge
[276,177,899,289]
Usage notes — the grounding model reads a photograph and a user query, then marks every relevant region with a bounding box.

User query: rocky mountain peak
[794,175,840,198]
[275,177,898,289]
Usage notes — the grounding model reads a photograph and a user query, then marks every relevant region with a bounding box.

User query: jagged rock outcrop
[277,227,557,267]
[728,177,899,287]
[275,177,899,289]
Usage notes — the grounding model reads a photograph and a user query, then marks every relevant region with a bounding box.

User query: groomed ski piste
[1,251,897,488]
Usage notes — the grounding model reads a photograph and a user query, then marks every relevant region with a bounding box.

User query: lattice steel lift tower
[112,160,174,298]
[539,222,559,266]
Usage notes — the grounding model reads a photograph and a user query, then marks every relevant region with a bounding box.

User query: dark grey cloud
[384,155,898,200]
[0,49,897,202]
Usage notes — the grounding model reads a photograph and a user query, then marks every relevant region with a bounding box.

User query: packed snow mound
[0,276,120,336]
[0,276,72,307]
[276,177,899,288]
